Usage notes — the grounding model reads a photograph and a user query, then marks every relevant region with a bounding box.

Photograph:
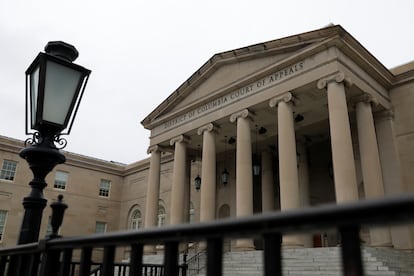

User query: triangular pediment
[171,51,293,112]
[141,24,390,129]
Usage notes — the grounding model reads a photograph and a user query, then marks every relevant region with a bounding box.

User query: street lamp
[18,41,91,244]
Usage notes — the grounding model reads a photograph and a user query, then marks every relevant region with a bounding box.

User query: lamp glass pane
[43,60,82,126]
[29,66,40,128]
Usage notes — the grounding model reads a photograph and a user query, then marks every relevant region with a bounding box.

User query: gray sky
[1,0,413,164]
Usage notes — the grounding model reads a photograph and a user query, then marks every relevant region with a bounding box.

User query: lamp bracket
[25,131,68,150]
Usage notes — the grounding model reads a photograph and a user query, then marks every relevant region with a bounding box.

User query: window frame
[95,221,107,233]
[53,171,69,190]
[157,205,166,227]
[0,160,18,182]
[130,209,142,230]
[99,179,111,198]
[0,210,8,241]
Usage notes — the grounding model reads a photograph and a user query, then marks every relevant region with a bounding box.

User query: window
[157,205,166,227]
[0,210,7,240]
[95,221,107,233]
[0,160,17,181]
[54,171,68,190]
[189,202,195,224]
[130,209,142,230]
[99,179,111,197]
[46,216,53,236]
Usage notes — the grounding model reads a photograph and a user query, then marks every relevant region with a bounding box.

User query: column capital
[147,145,159,154]
[197,123,218,135]
[229,109,253,123]
[317,72,352,89]
[269,92,297,108]
[147,145,169,154]
[170,135,191,146]
[351,93,379,108]
[374,109,394,121]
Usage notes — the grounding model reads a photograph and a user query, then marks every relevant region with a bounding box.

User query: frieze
[153,60,305,136]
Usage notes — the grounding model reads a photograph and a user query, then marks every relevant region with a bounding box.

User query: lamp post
[18,41,91,244]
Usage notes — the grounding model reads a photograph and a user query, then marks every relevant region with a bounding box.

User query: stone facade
[0,25,413,255]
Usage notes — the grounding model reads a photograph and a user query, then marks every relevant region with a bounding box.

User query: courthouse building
[1,25,414,255]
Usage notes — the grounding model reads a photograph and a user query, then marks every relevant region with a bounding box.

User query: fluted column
[317,73,358,203]
[144,145,162,253]
[270,92,303,247]
[230,109,254,250]
[197,123,217,222]
[355,95,392,247]
[261,151,274,212]
[170,135,190,225]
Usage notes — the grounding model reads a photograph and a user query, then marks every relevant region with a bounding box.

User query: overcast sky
[1,0,413,164]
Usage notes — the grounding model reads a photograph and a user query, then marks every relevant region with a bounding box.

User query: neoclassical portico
[140,25,407,250]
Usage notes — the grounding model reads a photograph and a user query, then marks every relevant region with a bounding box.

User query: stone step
[144,247,413,276]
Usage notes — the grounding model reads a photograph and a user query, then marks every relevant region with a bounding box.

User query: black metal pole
[18,138,65,244]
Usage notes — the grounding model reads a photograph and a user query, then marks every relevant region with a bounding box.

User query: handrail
[43,194,414,248]
[0,194,413,276]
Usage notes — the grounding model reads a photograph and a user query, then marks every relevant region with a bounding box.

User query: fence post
[339,225,364,276]
[39,195,68,275]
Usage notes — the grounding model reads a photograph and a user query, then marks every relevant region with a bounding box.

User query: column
[261,151,274,212]
[197,123,217,223]
[375,111,414,249]
[317,73,358,203]
[297,139,312,247]
[270,92,303,247]
[230,109,254,250]
[144,145,162,253]
[297,140,310,209]
[355,95,391,247]
[170,135,189,225]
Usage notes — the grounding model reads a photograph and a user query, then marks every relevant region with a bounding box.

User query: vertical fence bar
[164,241,179,276]
[59,248,73,276]
[0,256,7,276]
[8,255,20,276]
[28,252,41,276]
[129,243,143,276]
[39,249,61,275]
[78,247,92,276]
[17,255,29,276]
[206,238,223,276]
[181,253,188,276]
[101,245,115,276]
[263,233,282,276]
[339,225,364,276]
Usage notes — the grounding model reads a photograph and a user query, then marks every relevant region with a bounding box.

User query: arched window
[130,209,142,230]
[189,201,195,223]
[157,205,166,227]
[218,204,230,219]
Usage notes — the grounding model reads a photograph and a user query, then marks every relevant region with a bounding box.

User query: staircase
[187,247,414,276]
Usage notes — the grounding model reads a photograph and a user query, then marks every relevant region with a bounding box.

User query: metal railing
[0,194,414,276]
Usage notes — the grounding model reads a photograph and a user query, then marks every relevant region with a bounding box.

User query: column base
[235,239,255,251]
[369,228,393,248]
[369,242,393,248]
[143,245,157,255]
[282,235,304,248]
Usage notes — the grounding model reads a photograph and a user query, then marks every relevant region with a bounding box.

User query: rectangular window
[99,179,111,197]
[46,216,53,236]
[0,160,17,181]
[95,221,107,233]
[0,210,8,240]
[54,171,68,190]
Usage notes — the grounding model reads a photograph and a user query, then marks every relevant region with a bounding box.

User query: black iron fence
[0,194,414,276]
